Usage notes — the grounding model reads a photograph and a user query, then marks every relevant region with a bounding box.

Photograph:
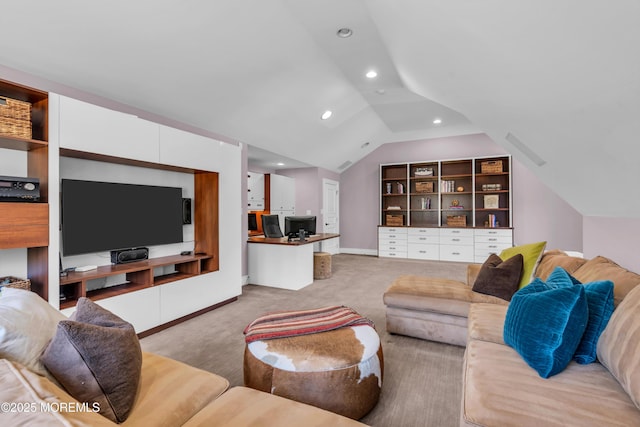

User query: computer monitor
[284,216,316,237]
[248,213,258,231]
[261,214,283,238]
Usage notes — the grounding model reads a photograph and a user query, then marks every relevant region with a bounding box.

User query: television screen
[61,179,184,256]
[248,213,258,231]
[284,215,316,237]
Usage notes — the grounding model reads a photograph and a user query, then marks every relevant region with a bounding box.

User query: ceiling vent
[505,132,547,167]
[338,160,353,170]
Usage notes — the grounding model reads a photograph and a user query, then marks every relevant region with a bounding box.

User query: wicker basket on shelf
[446,215,467,227]
[0,96,32,139]
[386,214,404,226]
[480,160,503,174]
[0,276,31,291]
[415,181,434,193]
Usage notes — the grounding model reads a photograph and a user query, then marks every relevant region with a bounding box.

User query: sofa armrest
[466,264,482,287]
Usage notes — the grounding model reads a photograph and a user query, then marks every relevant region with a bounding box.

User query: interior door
[322,179,340,254]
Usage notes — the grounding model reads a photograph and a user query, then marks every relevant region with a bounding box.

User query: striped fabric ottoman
[243,306,383,420]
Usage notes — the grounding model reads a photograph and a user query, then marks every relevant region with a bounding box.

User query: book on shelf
[387,206,402,210]
[449,205,465,209]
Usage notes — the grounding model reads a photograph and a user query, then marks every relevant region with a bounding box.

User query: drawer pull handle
[419,237,426,241]
[452,238,460,242]
[488,238,497,241]
[452,230,460,234]
[489,245,497,249]
[452,252,460,255]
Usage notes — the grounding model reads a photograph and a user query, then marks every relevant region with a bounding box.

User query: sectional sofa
[0,288,367,426]
[384,249,640,426]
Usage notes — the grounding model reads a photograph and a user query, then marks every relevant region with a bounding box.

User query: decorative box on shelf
[0,276,31,291]
[446,215,467,227]
[415,181,434,193]
[483,195,500,209]
[386,214,404,226]
[480,160,503,174]
[414,167,434,176]
[0,96,32,139]
[481,183,502,191]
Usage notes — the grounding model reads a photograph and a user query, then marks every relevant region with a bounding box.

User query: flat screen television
[61,179,184,256]
[284,215,316,237]
[248,213,258,231]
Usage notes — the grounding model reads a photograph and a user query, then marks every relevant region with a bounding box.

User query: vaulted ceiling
[1,1,638,217]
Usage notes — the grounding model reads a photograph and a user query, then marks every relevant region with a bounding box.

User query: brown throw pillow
[472,253,524,301]
[41,298,142,423]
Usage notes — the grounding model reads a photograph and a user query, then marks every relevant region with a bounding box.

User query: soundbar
[110,247,149,264]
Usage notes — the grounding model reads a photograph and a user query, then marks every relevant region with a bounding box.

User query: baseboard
[137,296,238,338]
[339,248,378,256]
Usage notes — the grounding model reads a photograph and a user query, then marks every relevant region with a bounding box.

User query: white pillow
[0,288,66,376]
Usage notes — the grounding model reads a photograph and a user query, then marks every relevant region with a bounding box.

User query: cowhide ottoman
[243,307,383,420]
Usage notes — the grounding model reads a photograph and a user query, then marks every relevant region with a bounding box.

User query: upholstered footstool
[313,252,332,279]
[243,306,383,420]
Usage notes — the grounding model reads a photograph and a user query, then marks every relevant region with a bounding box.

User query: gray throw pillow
[41,298,142,423]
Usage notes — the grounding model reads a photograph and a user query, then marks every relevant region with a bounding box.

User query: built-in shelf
[59,254,214,309]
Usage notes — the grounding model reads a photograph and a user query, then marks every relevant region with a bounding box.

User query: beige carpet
[141,254,468,426]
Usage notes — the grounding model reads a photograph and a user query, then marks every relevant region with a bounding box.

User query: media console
[59,253,214,309]
[247,233,339,290]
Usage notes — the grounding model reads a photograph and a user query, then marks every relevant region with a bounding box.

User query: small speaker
[111,247,149,264]
[182,198,192,224]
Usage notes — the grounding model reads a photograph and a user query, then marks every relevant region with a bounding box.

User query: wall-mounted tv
[61,179,184,256]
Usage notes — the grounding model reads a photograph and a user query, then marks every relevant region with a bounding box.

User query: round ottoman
[244,325,383,419]
[313,252,332,279]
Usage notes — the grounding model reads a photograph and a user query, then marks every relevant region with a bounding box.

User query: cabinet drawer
[408,234,439,244]
[379,250,408,259]
[474,229,513,238]
[379,241,407,252]
[408,227,439,237]
[440,228,474,238]
[474,235,512,244]
[408,244,439,260]
[379,227,407,236]
[440,235,474,246]
[439,245,474,262]
[475,242,512,253]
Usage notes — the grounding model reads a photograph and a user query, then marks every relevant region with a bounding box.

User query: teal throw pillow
[543,267,615,364]
[503,278,588,378]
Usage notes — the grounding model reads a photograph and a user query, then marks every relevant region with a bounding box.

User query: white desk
[247,233,339,290]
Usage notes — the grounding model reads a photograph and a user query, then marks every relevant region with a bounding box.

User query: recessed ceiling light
[361,141,370,148]
[276,162,285,166]
[336,28,353,38]
[375,89,386,95]
[321,110,333,120]
[366,70,377,79]
[433,118,442,124]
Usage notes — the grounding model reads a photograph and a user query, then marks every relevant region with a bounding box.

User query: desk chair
[261,214,284,238]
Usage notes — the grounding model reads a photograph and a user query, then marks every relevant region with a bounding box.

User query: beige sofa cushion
[122,352,229,426]
[462,340,640,427]
[597,285,640,410]
[535,249,588,281]
[572,256,640,306]
[183,386,368,427]
[0,358,115,427]
[467,303,507,345]
[383,275,507,318]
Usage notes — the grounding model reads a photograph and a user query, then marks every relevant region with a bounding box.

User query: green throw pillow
[500,241,547,288]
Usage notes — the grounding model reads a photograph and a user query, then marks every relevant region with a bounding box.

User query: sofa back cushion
[535,250,588,281]
[573,256,640,306]
[597,285,640,410]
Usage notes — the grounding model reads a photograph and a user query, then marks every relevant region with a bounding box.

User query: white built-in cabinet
[58,96,159,163]
[270,174,295,231]
[247,172,265,210]
[51,93,242,332]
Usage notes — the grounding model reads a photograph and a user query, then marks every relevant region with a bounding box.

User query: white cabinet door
[270,174,295,211]
[58,96,159,163]
[248,172,265,210]
[159,125,220,171]
[378,227,408,258]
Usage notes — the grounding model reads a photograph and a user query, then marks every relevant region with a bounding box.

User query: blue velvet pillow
[543,267,615,364]
[503,278,588,378]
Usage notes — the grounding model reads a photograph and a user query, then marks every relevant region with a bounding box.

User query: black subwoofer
[110,247,149,264]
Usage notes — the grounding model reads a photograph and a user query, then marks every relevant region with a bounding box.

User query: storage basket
[415,181,434,193]
[0,276,31,291]
[0,96,32,139]
[480,160,503,174]
[386,214,404,226]
[446,215,467,227]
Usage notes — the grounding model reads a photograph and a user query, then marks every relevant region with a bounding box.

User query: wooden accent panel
[194,171,219,272]
[0,203,48,249]
[264,173,271,212]
[60,148,196,174]
[27,246,48,300]
[28,145,48,202]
